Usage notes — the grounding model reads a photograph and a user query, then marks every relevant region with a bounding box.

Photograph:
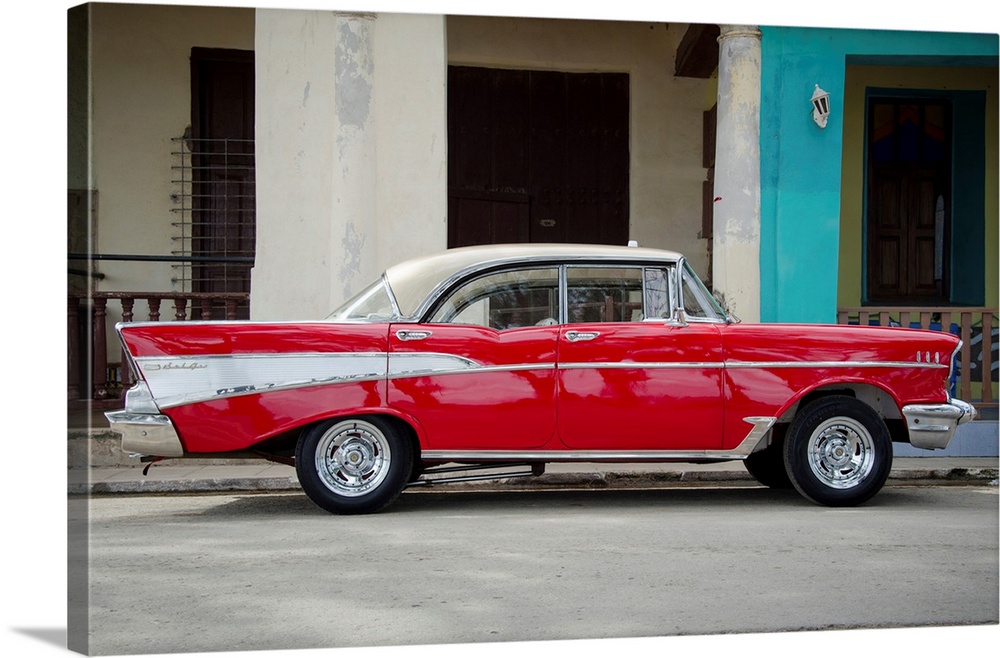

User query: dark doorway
[866,97,952,304]
[190,47,255,318]
[448,66,629,248]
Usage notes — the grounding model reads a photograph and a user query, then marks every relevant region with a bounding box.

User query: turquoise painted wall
[758,26,998,323]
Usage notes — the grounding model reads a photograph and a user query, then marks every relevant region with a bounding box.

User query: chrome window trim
[425,265,563,327]
[683,315,729,325]
[558,264,569,325]
[412,254,681,322]
[382,271,403,319]
[676,257,727,323]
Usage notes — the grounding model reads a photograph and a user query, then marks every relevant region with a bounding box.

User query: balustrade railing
[68,291,249,402]
[837,306,998,408]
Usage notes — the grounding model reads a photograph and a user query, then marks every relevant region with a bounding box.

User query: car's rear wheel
[783,396,892,507]
[743,436,792,489]
[295,416,413,515]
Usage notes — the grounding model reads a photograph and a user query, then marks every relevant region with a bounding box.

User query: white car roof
[385,243,684,318]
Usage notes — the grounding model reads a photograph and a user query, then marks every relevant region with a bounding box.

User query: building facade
[69,3,998,451]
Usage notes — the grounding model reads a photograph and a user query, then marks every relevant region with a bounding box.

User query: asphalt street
[76,484,998,656]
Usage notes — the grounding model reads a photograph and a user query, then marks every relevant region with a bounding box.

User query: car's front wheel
[295,416,413,515]
[783,396,892,507]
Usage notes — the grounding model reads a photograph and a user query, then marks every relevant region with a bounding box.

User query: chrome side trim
[387,362,556,380]
[422,449,748,462]
[388,352,479,376]
[136,353,389,409]
[741,416,778,454]
[120,380,161,414]
[422,422,774,463]
[726,360,947,370]
[128,347,952,412]
[902,399,977,450]
[948,341,963,400]
[560,360,944,372]
[135,351,559,408]
[559,362,724,370]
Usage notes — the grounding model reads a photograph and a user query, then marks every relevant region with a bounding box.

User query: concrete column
[712,25,762,323]
[252,10,447,320]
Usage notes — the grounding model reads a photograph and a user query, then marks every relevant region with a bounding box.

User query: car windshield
[326,277,399,322]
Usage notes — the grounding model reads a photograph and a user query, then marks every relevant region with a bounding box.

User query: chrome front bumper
[105,410,185,458]
[902,399,977,450]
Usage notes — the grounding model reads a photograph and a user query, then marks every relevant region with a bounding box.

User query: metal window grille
[170,135,256,311]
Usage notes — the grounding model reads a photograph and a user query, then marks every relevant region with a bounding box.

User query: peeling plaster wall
[330,15,377,305]
[374,13,449,272]
[253,11,447,320]
[447,16,709,275]
[712,26,762,323]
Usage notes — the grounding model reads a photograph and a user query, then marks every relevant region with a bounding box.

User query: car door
[387,266,561,450]
[556,265,725,451]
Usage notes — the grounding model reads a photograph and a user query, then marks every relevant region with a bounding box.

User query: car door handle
[565,330,600,342]
[396,330,432,341]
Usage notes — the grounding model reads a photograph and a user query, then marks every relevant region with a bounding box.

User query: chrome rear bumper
[105,410,185,457]
[902,399,977,450]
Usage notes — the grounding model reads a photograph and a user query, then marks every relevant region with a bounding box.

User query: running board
[406,462,545,488]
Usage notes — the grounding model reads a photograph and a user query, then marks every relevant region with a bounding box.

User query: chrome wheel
[296,416,413,514]
[806,416,875,489]
[315,419,391,497]
[784,395,892,507]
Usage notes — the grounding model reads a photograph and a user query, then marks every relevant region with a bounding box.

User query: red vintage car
[106,244,975,514]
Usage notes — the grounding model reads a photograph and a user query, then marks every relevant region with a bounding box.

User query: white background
[4,1,997,657]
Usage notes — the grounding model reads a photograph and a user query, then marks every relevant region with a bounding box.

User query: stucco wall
[759,26,998,324]
[251,11,448,320]
[447,16,710,275]
[88,3,255,297]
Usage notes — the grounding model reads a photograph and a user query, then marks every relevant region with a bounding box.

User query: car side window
[429,268,561,330]
[567,267,646,323]
[643,267,674,320]
[566,266,676,323]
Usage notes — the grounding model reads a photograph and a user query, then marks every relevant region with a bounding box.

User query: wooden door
[448,66,629,248]
[866,99,951,304]
[190,48,255,318]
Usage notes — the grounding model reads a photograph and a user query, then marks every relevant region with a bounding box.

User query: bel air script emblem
[144,361,208,371]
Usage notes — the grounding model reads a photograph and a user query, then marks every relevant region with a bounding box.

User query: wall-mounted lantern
[811,84,831,128]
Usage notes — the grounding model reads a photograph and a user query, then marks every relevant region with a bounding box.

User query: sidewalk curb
[69,465,999,496]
